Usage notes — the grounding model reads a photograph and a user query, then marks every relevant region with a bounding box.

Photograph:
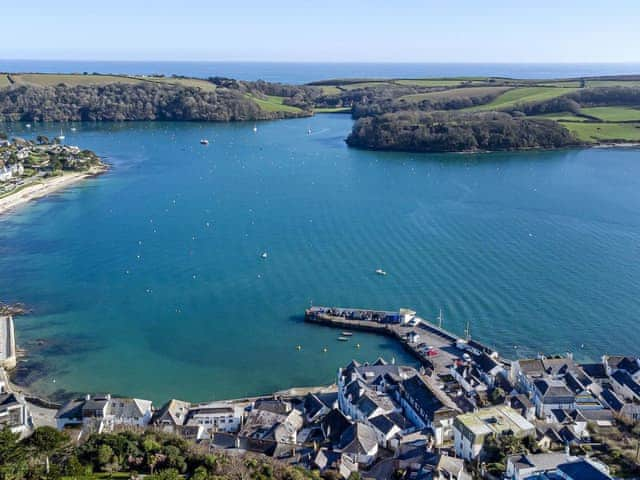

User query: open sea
[1,62,640,403]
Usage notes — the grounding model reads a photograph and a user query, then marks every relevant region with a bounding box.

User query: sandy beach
[0,165,108,217]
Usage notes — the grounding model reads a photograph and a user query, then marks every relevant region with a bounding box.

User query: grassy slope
[8,73,219,92]
[340,81,397,90]
[314,107,351,113]
[464,86,579,112]
[580,106,640,122]
[246,94,303,113]
[562,122,640,143]
[138,76,218,91]
[394,79,470,87]
[0,74,11,88]
[532,112,587,122]
[399,86,510,102]
[587,80,640,88]
[11,73,143,86]
[318,85,342,95]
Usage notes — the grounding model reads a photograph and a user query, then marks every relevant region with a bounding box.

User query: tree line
[346,111,580,153]
[0,426,324,480]
[0,82,311,123]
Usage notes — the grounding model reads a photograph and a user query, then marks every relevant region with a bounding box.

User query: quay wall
[305,310,436,367]
[0,315,17,370]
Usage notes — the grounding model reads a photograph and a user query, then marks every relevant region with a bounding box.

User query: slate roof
[507,452,569,473]
[542,357,576,376]
[304,393,326,419]
[600,388,624,412]
[151,399,190,426]
[472,352,501,374]
[618,357,640,376]
[313,448,341,470]
[82,396,109,416]
[369,414,397,435]
[533,379,575,404]
[518,359,545,376]
[557,459,612,480]
[0,393,22,410]
[580,363,608,380]
[55,399,84,420]
[612,370,640,398]
[109,398,152,419]
[338,422,378,455]
[401,374,459,421]
[578,408,614,423]
[509,394,533,411]
[321,408,352,445]
[606,355,640,375]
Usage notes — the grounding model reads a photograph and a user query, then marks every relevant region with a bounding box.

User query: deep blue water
[2,60,640,83]
[1,115,640,403]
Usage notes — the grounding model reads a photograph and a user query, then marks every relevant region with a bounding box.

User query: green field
[532,112,587,122]
[579,106,640,122]
[11,73,143,86]
[586,80,640,88]
[5,73,218,91]
[561,121,640,143]
[246,94,303,113]
[0,74,11,88]
[394,79,470,87]
[465,86,579,112]
[314,106,351,113]
[340,81,396,90]
[317,85,342,95]
[399,86,510,103]
[536,81,583,88]
[140,76,217,91]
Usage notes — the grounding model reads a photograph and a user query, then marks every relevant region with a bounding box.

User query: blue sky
[2,1,639,62]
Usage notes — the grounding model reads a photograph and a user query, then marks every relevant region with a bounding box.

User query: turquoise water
[1,115,640,403]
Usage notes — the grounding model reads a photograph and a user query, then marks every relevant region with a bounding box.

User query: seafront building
[55,394,153,434]
[453,405,535,460]
[11,305,635,479]
[0,369,30,436]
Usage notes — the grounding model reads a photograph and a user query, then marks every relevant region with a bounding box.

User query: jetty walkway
[304,306,498,376]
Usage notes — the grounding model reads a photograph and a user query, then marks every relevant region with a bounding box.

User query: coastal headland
[0,136,107,216]
[2,72,640,152]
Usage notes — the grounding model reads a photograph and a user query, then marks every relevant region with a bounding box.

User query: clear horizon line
[2,58,640,65]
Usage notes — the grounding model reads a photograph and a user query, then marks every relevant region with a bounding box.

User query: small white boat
[341,332,353,336]
[26,124,31,128]
[71,127,77,132]
[200,139,209,145]
[261,252,268,259]
[57,129,65,141]
[338,336,349,341]
[253,125,258,132]
[375,269,387,276]
[307,128,312,135]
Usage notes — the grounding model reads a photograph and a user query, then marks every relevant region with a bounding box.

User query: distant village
[2,307,639,479]
[0,133,102,194]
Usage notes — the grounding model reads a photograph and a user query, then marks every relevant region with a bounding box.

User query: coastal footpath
[2,306,639,479]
